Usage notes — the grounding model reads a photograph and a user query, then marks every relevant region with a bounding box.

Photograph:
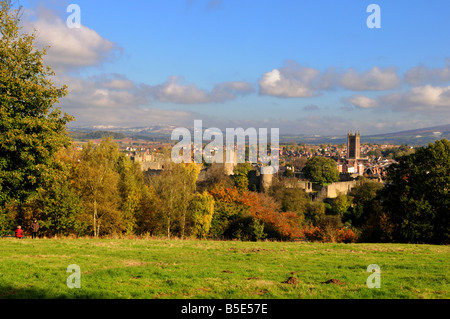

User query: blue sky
[18,0,450,135]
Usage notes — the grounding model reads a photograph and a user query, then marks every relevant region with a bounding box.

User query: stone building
[347,131,360,159]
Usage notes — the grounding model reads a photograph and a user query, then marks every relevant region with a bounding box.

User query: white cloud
[97,74,136,90]
[55,74,197,127]
[338,66,401,91]
[144,76,253,104]
[381,85,450,112]
[342,95,379,109]
[56,74,149,109]
[258,62,402,98]
[404,60,450,85]
[258,61,322,98]
[341,85,450,113]
[22,7,120,72]
[145,76,210,104]
[210,81,255,102]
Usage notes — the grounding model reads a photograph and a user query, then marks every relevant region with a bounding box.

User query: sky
[16,0,450,135]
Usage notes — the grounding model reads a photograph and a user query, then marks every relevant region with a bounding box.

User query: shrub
[337,228,357,243]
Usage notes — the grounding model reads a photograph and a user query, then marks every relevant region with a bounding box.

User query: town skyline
[17,0,450,135]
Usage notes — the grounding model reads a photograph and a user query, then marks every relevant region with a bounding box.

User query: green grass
[0,238,448,299]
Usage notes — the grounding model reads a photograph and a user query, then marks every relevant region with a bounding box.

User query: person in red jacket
[15,226,24,239]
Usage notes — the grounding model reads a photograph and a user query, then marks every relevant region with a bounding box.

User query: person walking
[15,226,24,239]
[31,219,40,239]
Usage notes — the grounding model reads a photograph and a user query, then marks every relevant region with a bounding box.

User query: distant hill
[361,124,450,145]
[69,124,450,146]
[69,130,126,141]
[368,124,450,137]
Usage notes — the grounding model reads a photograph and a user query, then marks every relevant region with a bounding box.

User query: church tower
[347,131,360,159]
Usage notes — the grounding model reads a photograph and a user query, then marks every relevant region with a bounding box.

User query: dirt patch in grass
[283,276,299,285]
[198,287,211,293]
[125,260,145,267]
[244,248,266,253]
[321,279,345,285]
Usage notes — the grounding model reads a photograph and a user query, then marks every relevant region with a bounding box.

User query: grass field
[0,238,448,299]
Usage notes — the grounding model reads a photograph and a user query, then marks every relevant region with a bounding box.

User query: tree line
[1,137,448,245]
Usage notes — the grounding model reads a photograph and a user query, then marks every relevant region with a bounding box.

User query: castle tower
[260,166,274,192]
[222,148,237,175]
[347,131,360,160]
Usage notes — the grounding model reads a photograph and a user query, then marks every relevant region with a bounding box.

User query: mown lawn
[0,238,448,299]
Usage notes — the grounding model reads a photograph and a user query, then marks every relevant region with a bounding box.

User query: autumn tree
[0,1,74,229]
[179,163,200,238]
[208,187,248,238]
[148,163,199,238]
[209,186,304,240]
[72,139,122,237]
[117,155,151,235]
[189,192,214,239]
[133,183,158,236]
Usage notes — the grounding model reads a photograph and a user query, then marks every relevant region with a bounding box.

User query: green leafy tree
[269,177,308,214]
[24,145,83,237]
[381,139,450,244]
[331,192,352,216]
[232,163,253,191]
[303,157,339,186]
[305,201,325,225]
[0,1,74,225]
[250,218,267,241]
[29,178,82,237]
[346,177,384,232]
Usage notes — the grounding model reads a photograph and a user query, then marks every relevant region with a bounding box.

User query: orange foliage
[209,187,304,240]
[337,228,357,243]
